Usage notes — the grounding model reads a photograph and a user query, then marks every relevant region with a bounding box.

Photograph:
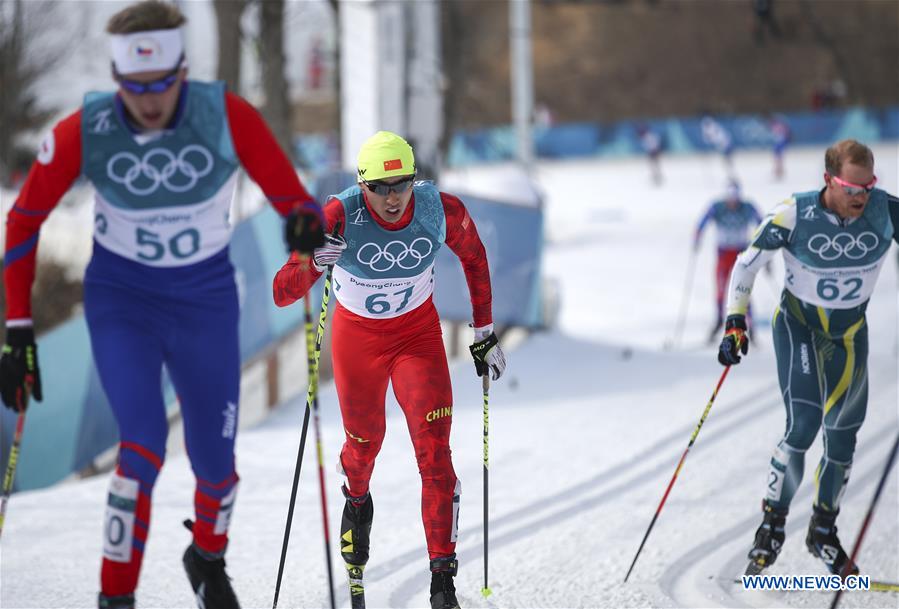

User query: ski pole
[669,247,698,349]
[624,362,735,582]
[273,222,340,609]
[481,373,491,598]
[305,295,336,609]
[0,411,26,540]
[829,430,899,609]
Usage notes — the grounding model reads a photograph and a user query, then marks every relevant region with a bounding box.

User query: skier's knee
[783,421,818,452]
[117,441,165,486]
[823,426,859,464]
[415,443,453,479]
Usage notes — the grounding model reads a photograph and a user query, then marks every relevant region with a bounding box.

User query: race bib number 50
[134,226,201,261]
[92,173,236,267]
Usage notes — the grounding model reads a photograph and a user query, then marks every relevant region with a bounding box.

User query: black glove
[469,330,507,381]
[718,315,749,366]
[285,203,325,254]
[0,326,43,411]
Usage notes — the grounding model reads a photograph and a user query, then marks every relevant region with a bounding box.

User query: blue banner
[433,194,544,328]
[440,106,899,166]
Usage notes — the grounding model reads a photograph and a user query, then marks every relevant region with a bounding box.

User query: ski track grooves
[375,380,782,608]
[656,370,897,609]
[658,424,896,609]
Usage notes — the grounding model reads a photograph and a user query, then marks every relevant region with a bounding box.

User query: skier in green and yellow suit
[716,139,899,576]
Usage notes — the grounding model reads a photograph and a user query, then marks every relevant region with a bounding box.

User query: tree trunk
[439,0,466,161]
[258,0,294,164]
[213,0,246,93]
[0,0,22,185]
[328,0,341,163]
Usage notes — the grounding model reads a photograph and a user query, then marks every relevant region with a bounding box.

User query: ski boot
[745,501,787,575]
[182,520,240,609]
[341,485,373,609]
[430,556,461,609]
[805,505,858,578]
[98,593,135,609]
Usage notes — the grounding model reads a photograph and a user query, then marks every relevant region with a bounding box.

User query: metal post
[510,0,535,172]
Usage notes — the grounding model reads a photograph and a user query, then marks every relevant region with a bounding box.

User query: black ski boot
[182,520,240,609]
[98,593,135,609]
[805,505,858,578]
[341,485,373,609]
[746,501,788,575]
[430,556,460,609]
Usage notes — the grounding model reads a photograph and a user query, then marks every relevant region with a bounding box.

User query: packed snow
[1,144,897,608]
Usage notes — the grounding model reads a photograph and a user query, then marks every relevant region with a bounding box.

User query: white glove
[470,323,507,381]
[313,233,347,272]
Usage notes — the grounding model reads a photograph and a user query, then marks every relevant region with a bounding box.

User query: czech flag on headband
[136,46,154,56]
[383,159,403,171]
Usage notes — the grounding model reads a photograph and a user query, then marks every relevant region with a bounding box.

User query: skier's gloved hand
[285,202,325,254]
[469,324,506,381]
[0,326,43,412]
[312,232,347,272]
[718,315,748,366]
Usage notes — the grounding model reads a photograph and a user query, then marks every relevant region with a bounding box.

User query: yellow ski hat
[356,131,416,182]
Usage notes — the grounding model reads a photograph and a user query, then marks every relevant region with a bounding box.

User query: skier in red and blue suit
[0,2,323,607]
[695,180,763,339]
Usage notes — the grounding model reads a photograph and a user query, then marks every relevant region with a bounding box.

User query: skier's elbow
[273,289,296,308]
[272,277,300,307]
[273,294,295,308]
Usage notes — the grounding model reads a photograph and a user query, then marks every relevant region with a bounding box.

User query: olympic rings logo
[106,145,214,196]
[807,231,879,261]
[357,238,433,272]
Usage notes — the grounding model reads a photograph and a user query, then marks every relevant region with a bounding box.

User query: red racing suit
[273,188,492,559]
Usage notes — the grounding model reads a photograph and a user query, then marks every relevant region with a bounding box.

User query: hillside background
[298,0,899,133]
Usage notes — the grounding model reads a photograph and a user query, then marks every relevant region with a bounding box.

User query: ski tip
[481,587,492,598]
[871,580,899,593]
[743,561,766,578]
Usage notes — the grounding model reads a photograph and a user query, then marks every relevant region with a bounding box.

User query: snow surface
[1,144,898,608]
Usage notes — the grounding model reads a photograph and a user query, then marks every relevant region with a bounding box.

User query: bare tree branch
[0,0,69,187]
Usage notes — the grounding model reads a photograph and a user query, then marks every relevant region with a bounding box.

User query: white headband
[110,28,184,75]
